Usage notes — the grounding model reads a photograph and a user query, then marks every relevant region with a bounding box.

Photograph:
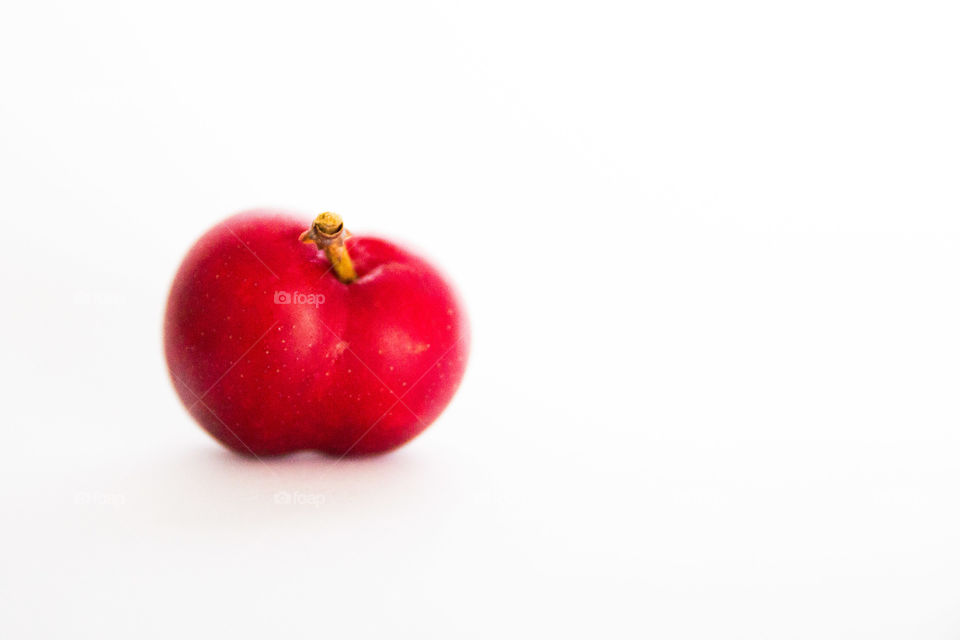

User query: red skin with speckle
[164,211,469,456]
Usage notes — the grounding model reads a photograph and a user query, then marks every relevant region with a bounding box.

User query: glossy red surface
[164,211,469,456]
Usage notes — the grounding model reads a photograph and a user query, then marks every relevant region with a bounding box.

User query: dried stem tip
[299,212,357,284]
[312,211,344,235]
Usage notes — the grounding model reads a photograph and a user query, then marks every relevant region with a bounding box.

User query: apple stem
[299,212,358,284]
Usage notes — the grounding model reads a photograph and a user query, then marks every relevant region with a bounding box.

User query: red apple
[164,210,469,456]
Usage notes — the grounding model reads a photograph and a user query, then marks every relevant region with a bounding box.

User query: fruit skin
[164,210,469,456]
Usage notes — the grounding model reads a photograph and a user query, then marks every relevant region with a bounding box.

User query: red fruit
[164,210,469,456]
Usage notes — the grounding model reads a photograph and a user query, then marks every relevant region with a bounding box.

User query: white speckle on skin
[328,341,349,359]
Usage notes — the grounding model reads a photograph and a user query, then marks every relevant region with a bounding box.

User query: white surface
[2,1,960,637]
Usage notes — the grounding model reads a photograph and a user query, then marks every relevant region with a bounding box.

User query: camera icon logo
[274,291,291,304]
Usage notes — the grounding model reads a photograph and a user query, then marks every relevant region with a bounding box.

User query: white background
[2,1,960,637]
